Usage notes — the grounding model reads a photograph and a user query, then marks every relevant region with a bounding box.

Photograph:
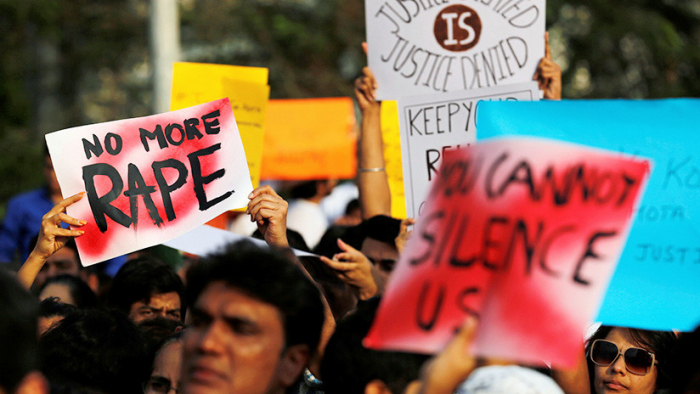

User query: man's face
[181,282,289,394]
[35,247,81,289]
[128,291,182,323]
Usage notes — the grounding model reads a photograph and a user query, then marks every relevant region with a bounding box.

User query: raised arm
[356,45,392,219]
[247,185,336,375]
[17,193,86,289]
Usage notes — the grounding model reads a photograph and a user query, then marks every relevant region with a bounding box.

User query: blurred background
[0,0,699,214]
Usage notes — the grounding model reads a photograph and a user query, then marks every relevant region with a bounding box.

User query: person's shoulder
[7,187,48,205]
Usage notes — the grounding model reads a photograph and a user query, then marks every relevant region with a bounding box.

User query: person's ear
[277,344,310,387]
[14,371,49,394]
[365,379,393,394]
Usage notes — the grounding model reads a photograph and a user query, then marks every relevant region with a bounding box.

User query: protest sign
[260,98,357,180]
[365,0,545,100]
[381,100,408,219]
[476,99,700,331]
[364,137,650,367]
[171,62,270,189]
[163,225,316,258]
[170,63,268,108]
[45,98,253,266]
[400,82,539,218]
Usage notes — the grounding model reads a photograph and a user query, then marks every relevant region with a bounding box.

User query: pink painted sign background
[364,137,650,368]
[46,98,253,266]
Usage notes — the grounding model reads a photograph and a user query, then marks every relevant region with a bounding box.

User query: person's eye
[140,309,154,317]
[148,379,171,394]
[168,310,181,319]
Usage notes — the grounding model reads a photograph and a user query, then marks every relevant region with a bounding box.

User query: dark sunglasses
[590,339,657,376]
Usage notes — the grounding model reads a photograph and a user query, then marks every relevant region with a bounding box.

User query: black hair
[672,324,700,394]
[186,241,325,353]
[585,325,678,392]
[137,316,183,369]
[38,308,150,394]
[0,269,39,392]
[345,198,360,216]
[321,298,430,394]
[106,256,185,319]
[290,180,320,199]
[40,274,98,309]
[40,296,77,318]
[314,215,401,258]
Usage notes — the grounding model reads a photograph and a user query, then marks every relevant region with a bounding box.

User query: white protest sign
[46,98,253,266]
[366,0,546,100]
[163,225,316,258]
[399,82,539,218]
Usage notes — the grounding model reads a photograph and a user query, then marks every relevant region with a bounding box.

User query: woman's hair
[585,325,678,392]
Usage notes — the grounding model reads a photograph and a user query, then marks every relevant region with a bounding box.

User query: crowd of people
[0,35,698,394]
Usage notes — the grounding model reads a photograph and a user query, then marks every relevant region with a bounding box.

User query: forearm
[358,103,391,219]
[17,251,47,289]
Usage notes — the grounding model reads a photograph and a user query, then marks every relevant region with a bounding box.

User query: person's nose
[197,321,224,354]
[610,352,627,374]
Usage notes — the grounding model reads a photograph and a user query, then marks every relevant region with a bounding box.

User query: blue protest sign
[476,99,700,331]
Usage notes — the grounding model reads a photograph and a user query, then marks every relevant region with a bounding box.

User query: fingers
[56,212,86,227]
[319,256,354,272]
[247,186,287,220]
[544,31,551,59]
[400,218,415,232]
[248,185,280,201]
[337,238,358,253]
[355,67,378,101]
[43,192,85,219]
[50,227,85,238]
[362,41,368,56]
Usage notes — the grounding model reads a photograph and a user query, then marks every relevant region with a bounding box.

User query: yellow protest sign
[170,62,269,189]
[170,62,268,110]
[381,100,407,219]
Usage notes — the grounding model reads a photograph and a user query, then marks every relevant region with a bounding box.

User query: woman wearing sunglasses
[585,326,678,394]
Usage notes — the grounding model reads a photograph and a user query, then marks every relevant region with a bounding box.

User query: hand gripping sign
[364,137,650,368]
[365,0,545,100]
[46,98,253,266]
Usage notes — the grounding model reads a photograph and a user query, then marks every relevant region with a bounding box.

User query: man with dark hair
[107,256,185,323]
[0,269,48,394]
[182,241,325,394]
[321,298,430,394]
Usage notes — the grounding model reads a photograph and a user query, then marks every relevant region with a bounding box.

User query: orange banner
[261,98,357,180]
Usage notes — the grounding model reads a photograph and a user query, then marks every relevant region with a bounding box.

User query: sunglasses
[589,339,657,376]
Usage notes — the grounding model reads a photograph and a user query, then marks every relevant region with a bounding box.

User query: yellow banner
[381,100,407,219]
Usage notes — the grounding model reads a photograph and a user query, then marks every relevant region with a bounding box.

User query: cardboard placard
[476,99,700,331]
[46,99,253,266]
[400,82,539,218]
[171,62,270,188]
[260,98,358,180]
[364,137,650,367]
[381,100,408,219]
[365,0,545,100]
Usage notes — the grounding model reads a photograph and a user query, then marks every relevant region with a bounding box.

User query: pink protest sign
[364,137,650,368]
[45,98,253,266]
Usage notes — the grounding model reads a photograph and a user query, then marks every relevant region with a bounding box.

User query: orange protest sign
[260,98,357,180]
